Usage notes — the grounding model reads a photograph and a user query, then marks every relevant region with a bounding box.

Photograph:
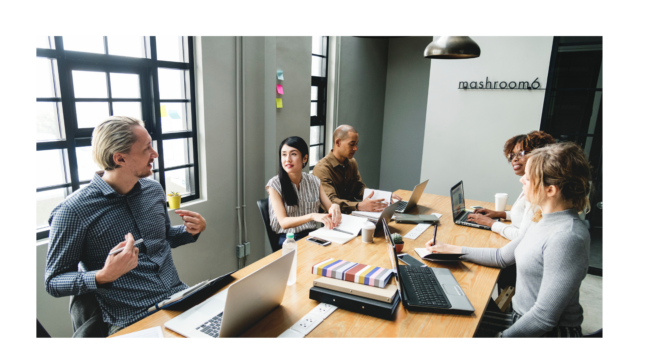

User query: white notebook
[309,214,368,244]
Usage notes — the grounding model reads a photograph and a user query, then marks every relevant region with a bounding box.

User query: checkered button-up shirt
[45,173,199,328]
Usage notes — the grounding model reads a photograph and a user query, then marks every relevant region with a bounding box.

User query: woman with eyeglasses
[427,142,592,337]
[467,131,555,240]
[266,136,342,247]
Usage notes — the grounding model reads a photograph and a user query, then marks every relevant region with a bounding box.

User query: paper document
[363,188,392,205]
[309,214,368,244]
[414,248,433,258]
[113,326,164,338]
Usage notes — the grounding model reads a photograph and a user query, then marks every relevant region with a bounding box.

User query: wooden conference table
[111,191,512,338]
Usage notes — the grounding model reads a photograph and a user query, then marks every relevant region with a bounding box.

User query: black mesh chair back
[257,198,280,252]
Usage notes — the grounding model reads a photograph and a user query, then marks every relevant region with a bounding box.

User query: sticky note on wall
[276,98,283,109]
[277,84,284,94]
[160,105,168,117]
[277,70,284,80]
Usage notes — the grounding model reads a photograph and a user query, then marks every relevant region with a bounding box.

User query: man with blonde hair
[313,125,401,214]
[45,116,206,336]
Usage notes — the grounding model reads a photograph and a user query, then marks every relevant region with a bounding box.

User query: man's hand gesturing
[96,233,139,285]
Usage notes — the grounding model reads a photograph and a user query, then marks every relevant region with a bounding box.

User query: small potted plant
[167,191,181,209]
[391,233,404,253]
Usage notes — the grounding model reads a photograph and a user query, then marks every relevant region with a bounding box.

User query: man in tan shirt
[313,125,401,214]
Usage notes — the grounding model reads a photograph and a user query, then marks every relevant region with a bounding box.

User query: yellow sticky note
[160,105,168,117]
[276,98,283,109]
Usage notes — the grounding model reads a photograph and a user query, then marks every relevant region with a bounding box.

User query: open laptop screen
[382,218,404,303]
[450,181,466,221]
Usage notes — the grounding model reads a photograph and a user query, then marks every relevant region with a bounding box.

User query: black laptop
[382,219,474,315]
[450,180,491,230]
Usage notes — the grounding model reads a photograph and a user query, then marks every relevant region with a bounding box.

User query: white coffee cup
[362,222,376,243]
[495,193,509,212]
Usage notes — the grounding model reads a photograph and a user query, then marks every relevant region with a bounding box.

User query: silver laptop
[164,250,295,338]
[394,179,429,213]
[383,218,474,314]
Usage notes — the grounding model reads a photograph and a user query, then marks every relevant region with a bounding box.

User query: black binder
[309,286,400,320]
[149,270,236,312]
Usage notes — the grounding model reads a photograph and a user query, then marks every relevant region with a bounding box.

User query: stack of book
[309,258,400,320]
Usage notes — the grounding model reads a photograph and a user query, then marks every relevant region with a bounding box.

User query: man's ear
[334,138,340,148]
[113,152,126,168]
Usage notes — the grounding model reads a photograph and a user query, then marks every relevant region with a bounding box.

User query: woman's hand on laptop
[391,193,403,203]
[425,238,462,254]
[329,204,342,227]
[467,213,496,227]
[473,208,506,220]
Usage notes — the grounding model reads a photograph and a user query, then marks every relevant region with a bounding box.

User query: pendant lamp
[424,36,481,59]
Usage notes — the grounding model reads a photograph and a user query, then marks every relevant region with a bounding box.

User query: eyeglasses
[507,150,527,162]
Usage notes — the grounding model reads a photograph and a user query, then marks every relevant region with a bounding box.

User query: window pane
[311,86,318,101]
[310,126,322,145]
[63,36,105,54]
[38,36,52,49]
[110,73,140,98]
[312,56,325,77]
[76,146,99,182]
[38,150,67,188]
[107,36,144,58]
[72,71,108,98]
[36,102,64,141]
[309,146,321,167]
[158,68,186,99]
[161,102,188,132]
[37,189,67,229]
[156,36,183,62]
[311,102,317,116]
[165,168,189,196]
[163,138,190,168]
[112,102,142,120]
[37,58,56,98]
[76,102,109,128]
[312,36,327,56]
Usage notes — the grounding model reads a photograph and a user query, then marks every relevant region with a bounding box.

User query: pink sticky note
[277,84,284,94]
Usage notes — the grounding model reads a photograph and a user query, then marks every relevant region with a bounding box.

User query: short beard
[135,169,153,179]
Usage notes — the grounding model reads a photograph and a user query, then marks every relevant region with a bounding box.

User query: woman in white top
[467,131,555,240]
[266,136,342,247]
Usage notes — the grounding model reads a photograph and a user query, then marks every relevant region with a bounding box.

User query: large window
[36,36,200,240]
[540,36,602,275]
[310,36,329,170]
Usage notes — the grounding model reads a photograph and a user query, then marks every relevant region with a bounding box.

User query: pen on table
[333,228,354,235]
[432,225,438,246]
[109,239,144,255]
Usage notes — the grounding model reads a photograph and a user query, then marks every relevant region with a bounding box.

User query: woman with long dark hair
[266,136,342,247]
[426,142,592,337]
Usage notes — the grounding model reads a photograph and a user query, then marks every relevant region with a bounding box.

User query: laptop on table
[450,180,491,230]
[164,250,295,338]
[383,218,474,315]
[393,179,429,213]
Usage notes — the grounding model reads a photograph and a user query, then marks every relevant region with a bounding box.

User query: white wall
[420,36,553,203]
[36,36,312,337]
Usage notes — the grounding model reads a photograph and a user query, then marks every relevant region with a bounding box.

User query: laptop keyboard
[401,266,451,308]
[395,200,408,212]
[196,312,223,338]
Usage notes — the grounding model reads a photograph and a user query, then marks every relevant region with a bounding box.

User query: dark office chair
[257,198,281,252]
[37,319,51,338]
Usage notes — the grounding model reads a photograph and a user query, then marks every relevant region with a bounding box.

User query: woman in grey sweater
[426,142,592,337]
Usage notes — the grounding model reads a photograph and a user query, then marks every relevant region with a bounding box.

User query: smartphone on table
[307,236,331,246]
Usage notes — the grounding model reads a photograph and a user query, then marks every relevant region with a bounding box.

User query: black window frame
[310,36,330,170]
[36,36,200,240]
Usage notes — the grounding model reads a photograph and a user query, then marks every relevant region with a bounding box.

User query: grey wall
[36,36,312,337]
[420,36,554,202]
[379,37,433,192]
[337,37,389,189]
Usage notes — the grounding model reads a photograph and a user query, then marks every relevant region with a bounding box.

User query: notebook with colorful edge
[312,258,393,288]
